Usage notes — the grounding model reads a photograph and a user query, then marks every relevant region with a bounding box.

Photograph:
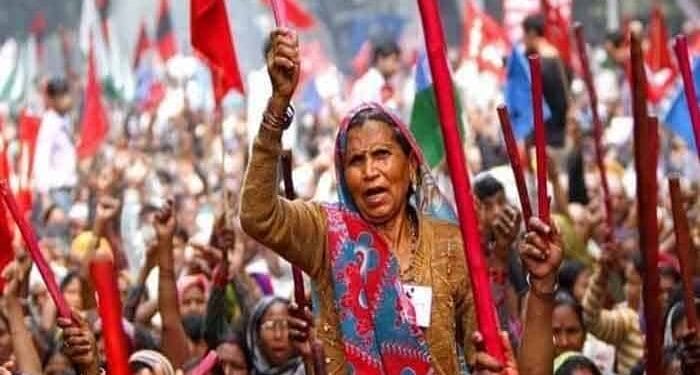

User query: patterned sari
[325,103,455,374]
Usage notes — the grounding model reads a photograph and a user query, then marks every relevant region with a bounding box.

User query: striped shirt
[582,267,645,375]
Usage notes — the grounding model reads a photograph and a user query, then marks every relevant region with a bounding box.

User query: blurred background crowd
[0,0,698,374]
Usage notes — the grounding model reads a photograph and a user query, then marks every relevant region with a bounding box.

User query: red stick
[188,350,219,375]
[669,177,698,333]
[270,0,286,27]
[574,24,614,241]
[90,259,130,375]
[0,181,71,319]
[416,0,504,361]
[528,54,550,224]
[497,105,533,224]
[673,35,700,158]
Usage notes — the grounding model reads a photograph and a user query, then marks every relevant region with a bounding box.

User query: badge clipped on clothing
[403,284,433,328]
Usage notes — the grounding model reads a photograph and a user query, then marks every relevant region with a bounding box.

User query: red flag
[261,0,315,29]
[541,0,572,65]
[461,0,510,76]
[0,116,13,284]
[30,11,47,66]
[76,40,109,159]
[133,20,151,69]
[17,111,41,216]
[191,0,245,103]
[645,4,677,103]
[157,0,177,61]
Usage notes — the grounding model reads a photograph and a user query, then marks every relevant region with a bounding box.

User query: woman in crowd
[240,27,562,374]
[246,297,302,375]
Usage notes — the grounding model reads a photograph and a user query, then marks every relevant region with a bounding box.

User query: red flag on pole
[76,39,109,159]
[191,0,245,103]
[156,0,177,61]
[133,20,150,69]
[30,11,47,67]
[541,0,572,66]
[645,4,677,103]
[262,0,315,29]
[0,116,12,290]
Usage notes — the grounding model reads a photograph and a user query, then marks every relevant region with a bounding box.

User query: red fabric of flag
[191,0,245,103]
[133,20,151,69]
[646,5,673,72]
[157,0,177,61]
[261,0,315,29]
[541,0,572,66]
[77,41,109,159]
[0,116,13,284]
[17,111,40,215]
[461,0,510,77]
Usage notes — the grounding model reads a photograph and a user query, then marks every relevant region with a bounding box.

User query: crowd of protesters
[0,11,697,375]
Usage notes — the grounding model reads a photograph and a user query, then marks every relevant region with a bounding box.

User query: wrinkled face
[217,342,249,375]
[62,277,83,311]
[258,302,294,367]
[180,285,206,316]
[552,304,585,356]
[344,120,413,226]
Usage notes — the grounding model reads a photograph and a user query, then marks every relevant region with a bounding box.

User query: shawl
[326,103,455,374]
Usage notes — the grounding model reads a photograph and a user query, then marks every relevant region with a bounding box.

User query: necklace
[399,213,418,280]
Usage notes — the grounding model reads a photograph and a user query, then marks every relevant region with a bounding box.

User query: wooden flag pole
[669,177,698,334]
[416,0,505,361]
[0,181,72,319]
[630,30,663,374]
[528,55,550,224]
[497,105,533,225]
[270,0,287,28]
[672,35,700,159]
[573,24,614,241]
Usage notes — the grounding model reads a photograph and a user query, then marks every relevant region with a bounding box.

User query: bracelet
[526,274,558,300]
[262,101,295,131]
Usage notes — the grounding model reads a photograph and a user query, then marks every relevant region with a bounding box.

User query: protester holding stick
[240,26,563,374]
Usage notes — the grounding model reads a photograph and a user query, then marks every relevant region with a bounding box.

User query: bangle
[527,274,557,300]
[262,101,295,131]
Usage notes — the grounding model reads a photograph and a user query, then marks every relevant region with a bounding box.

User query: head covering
[245,296,302,375]
[71,231,111,260]
[324,103,452,373]
[129,350,175,375]
[177,273,210,301]
[334,102,455,222]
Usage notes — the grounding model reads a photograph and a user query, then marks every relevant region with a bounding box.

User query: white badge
[403,284,433,328]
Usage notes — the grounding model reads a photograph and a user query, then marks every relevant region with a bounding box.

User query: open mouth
[363,187,388,205]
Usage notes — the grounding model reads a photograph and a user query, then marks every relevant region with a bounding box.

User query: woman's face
[258,302,294,366]
[62,277,83,311]
[343,119,413,225]
[572,269,591,303]
[217,342,249,375]
[553,304,585,356]
[180,285,206,316]
[0,319,11,363]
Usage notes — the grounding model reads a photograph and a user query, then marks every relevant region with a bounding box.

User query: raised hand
[471,331,519,375]
[2,253,31,297]
[288,304,314,360]
[492,205,522,258]
[94,196,121,236]
[519,217,563,292]
[154,199,176,242]
[57,311,100,374]
[267,28,300,110]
